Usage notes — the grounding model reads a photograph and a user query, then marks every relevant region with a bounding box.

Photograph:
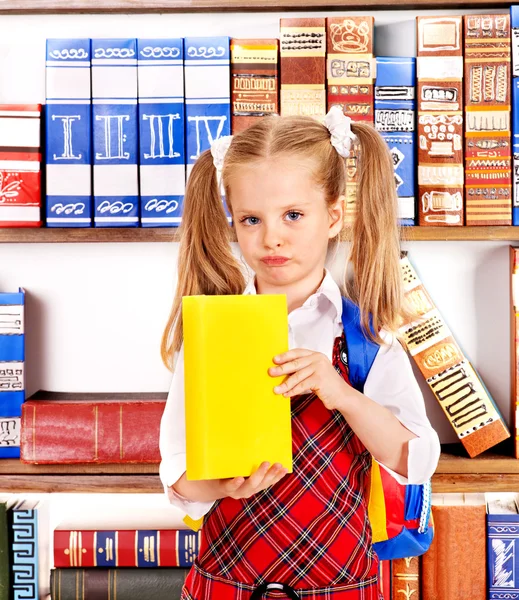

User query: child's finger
[274,366,314,396]
[273,349,313,364]
[259,463,285,489]
[283,376,316,398]
[268,355,314,377]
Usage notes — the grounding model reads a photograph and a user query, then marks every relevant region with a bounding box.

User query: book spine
[20,400,165,463]
[45,38,93,228]
[488,513,519,598]
[0,289,24,459]
[378,559,391,599]
[92,39,139,227]
[399,255,510,456]
[375,57,417,226]
[137,38,185,227]
[231,38,279,133]
[54,529,201,568]
[391,557,419,600]
[279,18,326,120]
[0,504,8,600]
[464,15,512,226]
[417,16,464,227]
[9,508,38,600]
[513,247,519,458]
[50,568,190,600]
[512,7,519,225]
[184,37,231,182]
[0,105,42,228]
[326,16,375,123]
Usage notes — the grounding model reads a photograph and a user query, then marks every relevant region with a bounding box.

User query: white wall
[0,8,513,445]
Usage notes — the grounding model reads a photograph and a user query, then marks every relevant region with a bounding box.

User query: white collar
[243,269,343,321]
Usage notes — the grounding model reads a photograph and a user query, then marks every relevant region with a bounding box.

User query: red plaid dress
[181,333,379,599]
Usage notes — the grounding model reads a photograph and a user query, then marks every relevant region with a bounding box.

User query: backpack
[341,297,434,560]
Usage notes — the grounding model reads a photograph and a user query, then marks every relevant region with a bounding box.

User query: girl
[159,106,441,600]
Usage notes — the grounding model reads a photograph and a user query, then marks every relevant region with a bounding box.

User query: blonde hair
[161,115,403,370]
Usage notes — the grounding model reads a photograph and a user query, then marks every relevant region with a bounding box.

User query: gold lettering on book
[233,77,276,91]
[422,342,461,370]
[406,288,433,316]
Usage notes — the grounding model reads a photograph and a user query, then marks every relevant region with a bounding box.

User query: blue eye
[286,211,302,222]
[241,216,260,226]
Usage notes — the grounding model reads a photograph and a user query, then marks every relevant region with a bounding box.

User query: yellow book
[182,294,292,481]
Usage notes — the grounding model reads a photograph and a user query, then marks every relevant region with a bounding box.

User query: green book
[0,502,9,600]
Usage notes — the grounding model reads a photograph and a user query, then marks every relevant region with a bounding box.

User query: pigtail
[346,122,404,343]
[160,149,246,370]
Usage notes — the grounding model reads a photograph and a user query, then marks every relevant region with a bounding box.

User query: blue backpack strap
[341,297,380,392]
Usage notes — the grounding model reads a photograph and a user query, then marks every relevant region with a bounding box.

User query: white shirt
[159,270,441,519]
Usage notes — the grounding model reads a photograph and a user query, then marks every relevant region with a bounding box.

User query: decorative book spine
[391,557,419,600]
[0,105,42,228]
[54,529,201,568]
[512,247,519,458]
[488,511,519,598]
[464,15,512,226]
[326,16,375,123]
[512,7,519,224]
[0,504,9,600]
[45,39,92,227]
[375,57,417,226]
[0,288,24,459]
[184,37,231,181]
[231,39,279,133]
[137,39,185,227]
[9,508,38,600]
[417,16,464,226]
[91,39,139,227]
[399,255,509,456]
[279,18,326,120]
[20,400,165,463]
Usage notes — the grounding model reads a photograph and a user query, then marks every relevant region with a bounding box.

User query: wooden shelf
[1,226,519,243]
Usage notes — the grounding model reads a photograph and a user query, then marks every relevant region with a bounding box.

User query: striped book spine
[375,57,416,226]
[512,7,519,224]
[45,39,92,227]
[184,37,231,181]
[0,105,42,227]
[138,39,185,227]
[280,18,326,120]
[92,39,139,227]
[9,508,38,599]
[464,15,512,225]
[417,16,464,226]
[231,39,279,133]
[0,288,24,459]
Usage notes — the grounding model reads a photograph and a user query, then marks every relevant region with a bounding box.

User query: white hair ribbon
[210,135,233,187]
[323,105,357,158]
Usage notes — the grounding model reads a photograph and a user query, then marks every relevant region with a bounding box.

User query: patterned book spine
[326,16,375,123]
[512,7,519,224]
[54,529,201,568]
[488,512,519,598]
[137,39,185,227]
[280,18,326,120]
[184,37,231,181]
[0,289,24,459]
[375,57,416,226]
[92,39,139,227]
[45,39,92,227]
[9,508,38,600]
[0,105,42,228]
[20,400,165,463]
[399,255,509,457]
[417,16,464,226]
[512,247,519,458]
[391,557,419,600]
[464,15,512,226]
[231,39,279,134]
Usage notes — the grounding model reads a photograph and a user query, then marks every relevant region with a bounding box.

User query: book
[399,255,510,457]
[375,57,417,226]
[0,288,25,459]
[137,38,185,227]
[92,39,139,227]
[378,559,391,599]
[230,38,279,133]
[182,294,291,480]
[0,502,8,600]
[0,105,42,228]
[54,529,201,568]
[50,568,190,600]
[45,38,93,227]
[464,15,512,226]
[513,247,519,457]
[512,7,519,225]
[422,493,486,600]
[391,556,419,600]
[416,16,464,226]
[20,392,166,464]
[279,18,326,120]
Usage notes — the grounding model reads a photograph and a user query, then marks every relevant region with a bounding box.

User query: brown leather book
[422,494,486,600]
[392,556,419,600]
[512,247,519,458]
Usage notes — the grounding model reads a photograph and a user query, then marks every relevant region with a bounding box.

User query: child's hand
[269,349,350,411]
[220,461,287,500]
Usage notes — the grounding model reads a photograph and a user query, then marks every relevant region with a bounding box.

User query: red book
[20,392,166,463]
[54,529,201,568]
